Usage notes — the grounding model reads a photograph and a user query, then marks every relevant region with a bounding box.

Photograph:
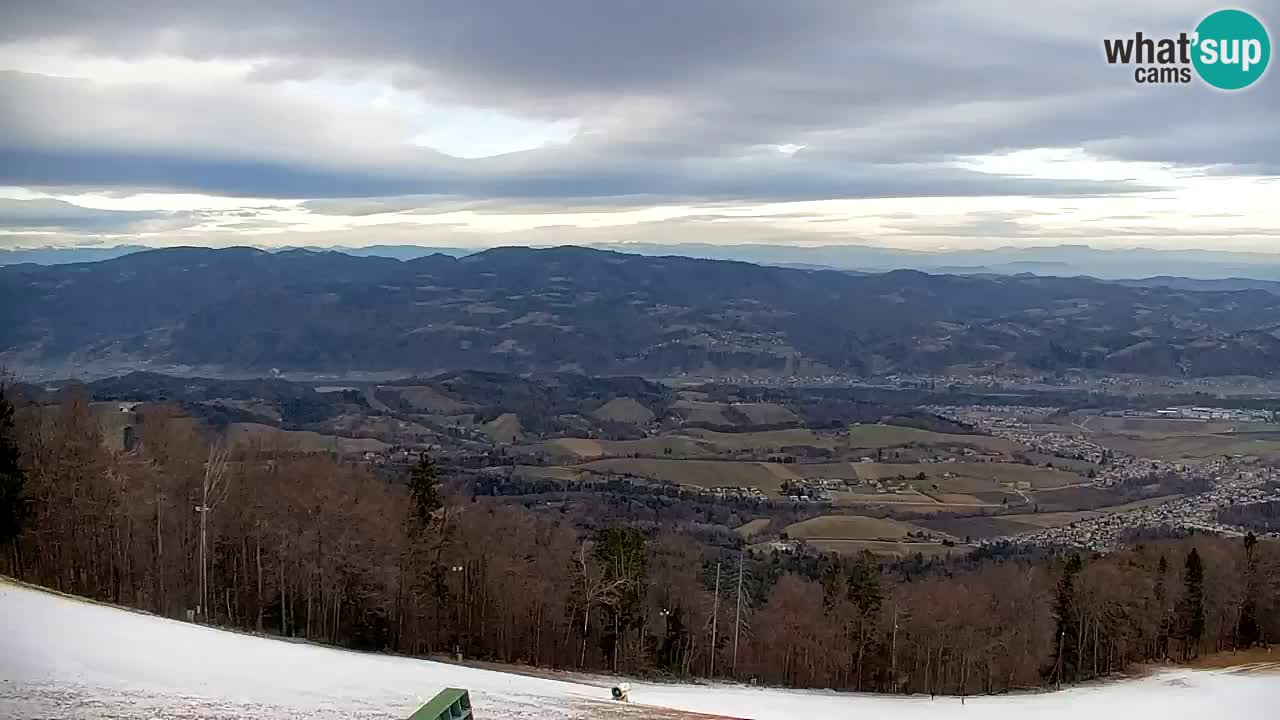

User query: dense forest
[9,246,1280,378]
[1,386,1277,697]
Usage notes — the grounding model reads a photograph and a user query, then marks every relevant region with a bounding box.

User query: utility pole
[732,548,744,677]
[195,500,208,619]
[709,561,721,677]
[1054,628,1065,689]
[195,441,230,622]
[890,603,899,691]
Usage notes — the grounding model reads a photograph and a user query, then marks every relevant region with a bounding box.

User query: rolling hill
[5,245,1280,378]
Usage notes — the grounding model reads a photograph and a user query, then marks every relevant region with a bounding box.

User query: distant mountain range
[5,245,1280,380]
[8,242,1280,285]
[0,244,472,266]
[0,245,153,266]
[594,243,1280,283]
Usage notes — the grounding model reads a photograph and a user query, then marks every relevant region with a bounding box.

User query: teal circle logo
[1192,9,1270,90]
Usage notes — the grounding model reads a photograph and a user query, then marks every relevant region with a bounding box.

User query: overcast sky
[0,1,1276,252]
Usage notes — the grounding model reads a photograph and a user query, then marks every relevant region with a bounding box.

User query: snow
[2,579,1277,719]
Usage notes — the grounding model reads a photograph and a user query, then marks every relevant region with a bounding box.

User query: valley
[22,366,1280,561]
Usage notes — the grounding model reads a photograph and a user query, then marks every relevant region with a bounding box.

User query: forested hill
[5,245,1280,378]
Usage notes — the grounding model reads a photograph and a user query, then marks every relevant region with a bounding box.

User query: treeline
[1,387,1278,696]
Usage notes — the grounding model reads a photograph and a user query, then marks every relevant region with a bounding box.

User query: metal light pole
[194,502,209,620]
[196,441,229,623]
[732,548,744,677]
[891,604,899,691]
[450,564,467,658]
[709,562,721,677]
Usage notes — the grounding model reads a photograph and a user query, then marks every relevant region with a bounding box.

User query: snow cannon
[409,688,472,719]
[612,683,632,702]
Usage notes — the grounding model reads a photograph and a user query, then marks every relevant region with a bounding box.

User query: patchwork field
[540,422,1035,469]
[514,419,1181,520]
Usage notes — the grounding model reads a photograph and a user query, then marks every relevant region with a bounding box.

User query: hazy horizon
[2,2,1277,253]
[10,240,1280,283]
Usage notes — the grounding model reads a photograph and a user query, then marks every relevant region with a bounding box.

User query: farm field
[843,424,1016,454]
[225,423,389,454]
[378,384,468,413]
[852,462,1085,490]
[540,436,719,460]
[1060,414,1272,437]
[481,412,523,444]
[1041,414,1280,462]
[514,418,1185,520]
[590,397,656,424]
[1089,433,1280,463]
[513,465,592,483]
[918,494,1185,538]
[786,462,862,480]
[829,490,986,510]
[579,458,800,492]
[1023,452,1101,475]
[733,402,800,425]
[679,427,831,452]
[785,514,937,541]
[916,515,1043,540]
[532,421,1048,483]
[676,423,1018,455]
[735,518,772,538]
[804,539,973,559]
[999,494,1184,527]
[671,399,734,426]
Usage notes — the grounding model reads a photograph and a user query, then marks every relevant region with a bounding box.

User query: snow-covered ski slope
[2,579,1276,719]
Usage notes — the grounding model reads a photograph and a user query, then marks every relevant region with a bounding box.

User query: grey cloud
[1,2,878,108]
[0,70,1157,202]
[0,0,1275,204]
[0,199,286,237]
[0,198,159,231]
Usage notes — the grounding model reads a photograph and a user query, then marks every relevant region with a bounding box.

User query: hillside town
[929,404,1256,489]
[983,458,1280,552]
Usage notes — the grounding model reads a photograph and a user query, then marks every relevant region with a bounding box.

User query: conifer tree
[1177,548,1205,660]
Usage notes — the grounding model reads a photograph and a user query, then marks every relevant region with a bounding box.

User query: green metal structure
[408,688,473,720]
